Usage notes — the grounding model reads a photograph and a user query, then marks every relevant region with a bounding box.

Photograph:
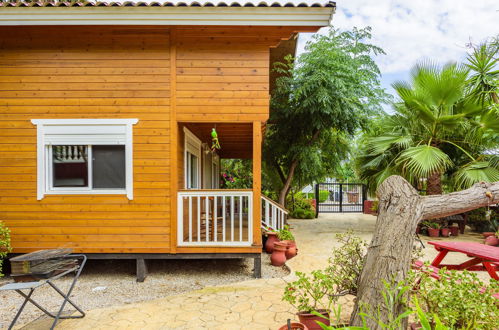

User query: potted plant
[484,230,499,246]
[422,220,440,237]
[283,270,334,329]
[264,228,279,254]
[277,320,308,330]
[278,225,297,259]
[440,223,450,237]
[449,226,459,237]
[282,231,368,330]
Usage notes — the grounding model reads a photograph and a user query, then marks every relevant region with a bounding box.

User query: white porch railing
[177,190,253,247]
[261,195,288,231]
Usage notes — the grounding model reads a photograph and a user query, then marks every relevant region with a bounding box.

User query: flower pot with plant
[441,227,450,237]
[484,231,499,246]
[264,230,279,254]
[277,320,308,330]
[278,225,297,259]
[422,220,440,237]
[282,231,368,330]
[283,270,332,329]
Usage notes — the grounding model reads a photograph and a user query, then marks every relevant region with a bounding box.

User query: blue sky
[297,0,499,110]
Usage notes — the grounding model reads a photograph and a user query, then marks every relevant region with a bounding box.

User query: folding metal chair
[0,254,87,330]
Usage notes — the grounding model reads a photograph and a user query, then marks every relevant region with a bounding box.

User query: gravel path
[0,254,288,329]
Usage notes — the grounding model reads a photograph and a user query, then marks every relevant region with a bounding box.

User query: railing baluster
[214,196,218,242]
[222,196,226,242]
[205,195,210,242]
[188,196,192,242]
[239,196,243,242]
[231,196,234,242]
[197,196,201,242]
[265,200,270,228]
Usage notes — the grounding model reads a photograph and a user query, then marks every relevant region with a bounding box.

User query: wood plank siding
[0,25,300,254]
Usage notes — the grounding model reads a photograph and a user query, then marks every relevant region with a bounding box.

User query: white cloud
[297,0,498,100]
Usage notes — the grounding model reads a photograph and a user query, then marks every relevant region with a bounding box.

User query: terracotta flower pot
[265,232,279,254]
[297,310,330,330]
[441,228,450,237]
[277,322,308,330]
[427,228,440,237]
[281,240,298,260]
[484,235,499,246]
[271,242,287,266]
[482,232,495,238]
[449,226,459,237]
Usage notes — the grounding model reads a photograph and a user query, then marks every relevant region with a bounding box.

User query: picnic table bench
[428,241,499,280]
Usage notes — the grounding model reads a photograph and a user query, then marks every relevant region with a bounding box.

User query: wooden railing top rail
[178,189,252,192]
[261,195,289,214]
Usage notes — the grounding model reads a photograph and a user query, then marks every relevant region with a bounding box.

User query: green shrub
[291,208,306,219]
[371,200,379,212]
[415,268,499,329]
[319,190,329,203]
[0,221,11,277]
[304,210,315,219]
[277,225,295,241]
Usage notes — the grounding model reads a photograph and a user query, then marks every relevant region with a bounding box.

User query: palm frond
[398,145,453,178]
[453,161,499,189]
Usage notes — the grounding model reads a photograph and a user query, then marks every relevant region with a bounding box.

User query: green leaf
[398,145,453,178]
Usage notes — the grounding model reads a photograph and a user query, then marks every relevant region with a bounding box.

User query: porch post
[252,121,262,247]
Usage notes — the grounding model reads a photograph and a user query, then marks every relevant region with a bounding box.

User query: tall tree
[265,27,390,205]
[357,62,499,195]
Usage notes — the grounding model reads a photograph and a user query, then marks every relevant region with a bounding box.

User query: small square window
[32,119,138,200]
[50,145,126,190]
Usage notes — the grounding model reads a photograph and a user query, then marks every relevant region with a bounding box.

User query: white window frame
[31,119,138,200]
[184,127,202,189]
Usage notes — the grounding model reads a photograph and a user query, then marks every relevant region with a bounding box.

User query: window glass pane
[52,145,88,187]
[92,145,126,189]
[187,152,199,189]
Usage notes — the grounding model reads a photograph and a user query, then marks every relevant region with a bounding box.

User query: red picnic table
[429,241,499,280]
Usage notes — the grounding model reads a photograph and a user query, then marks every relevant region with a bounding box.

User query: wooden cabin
[0,0,335,279]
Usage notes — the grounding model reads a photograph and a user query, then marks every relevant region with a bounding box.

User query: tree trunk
[492,91,499,104]
[426,171,442,195]
[278,159,298,206]
[350,175,499,329]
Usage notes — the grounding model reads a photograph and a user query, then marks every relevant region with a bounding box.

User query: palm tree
[466,41,499,105]
[357,62,499,195]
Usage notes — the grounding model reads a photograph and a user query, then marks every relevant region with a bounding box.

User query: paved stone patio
[19,213,485,329]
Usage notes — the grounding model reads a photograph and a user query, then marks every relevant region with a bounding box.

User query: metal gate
[315,183,366,214]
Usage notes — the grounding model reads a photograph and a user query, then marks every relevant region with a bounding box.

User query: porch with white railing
[261,195,288,231]
[177,190,253,247]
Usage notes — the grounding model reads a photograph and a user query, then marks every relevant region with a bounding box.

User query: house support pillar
[253,254,262,278]
[136,258,147,282]
[252,121,262,248]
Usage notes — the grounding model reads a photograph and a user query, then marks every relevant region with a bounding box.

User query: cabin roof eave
[0,1,336,27]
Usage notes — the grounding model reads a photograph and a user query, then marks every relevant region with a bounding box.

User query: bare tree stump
[350,175,499,329]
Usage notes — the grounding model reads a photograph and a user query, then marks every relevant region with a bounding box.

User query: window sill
[42,189,130,199]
